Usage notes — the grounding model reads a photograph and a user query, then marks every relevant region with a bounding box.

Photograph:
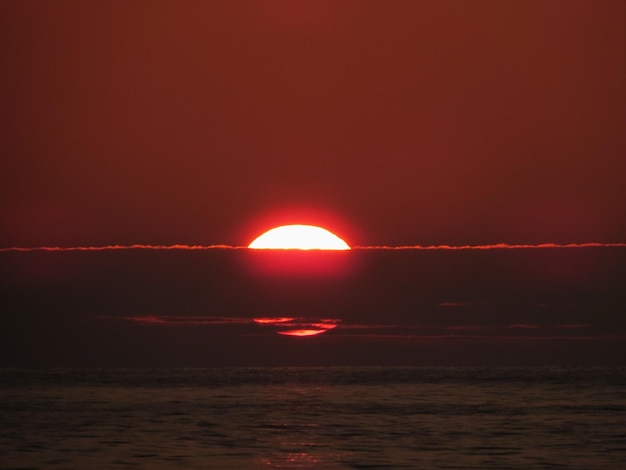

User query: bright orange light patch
[308,323,338,330]
[248,225,350,250]
[253,317,295,325]
[278,322,338,337]
[253,317,339,336]
[278,329,328,337]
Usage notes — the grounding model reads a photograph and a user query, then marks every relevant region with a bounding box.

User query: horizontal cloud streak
[0,242,626,252]
[111,315,340,337]
[558,324,592,329]
[0,244,246,252]
[353,242,626,250]
[2,241,625,252]
[329,333,626,341]
[508,323,541,329]
[114,316,252,326]
[96,316,620,343]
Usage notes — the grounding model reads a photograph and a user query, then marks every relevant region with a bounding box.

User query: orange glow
[248,225,350,250]
[308,323,338,330]
[253,317,339,336]
[253,317,295,325]
[278,329,328,337]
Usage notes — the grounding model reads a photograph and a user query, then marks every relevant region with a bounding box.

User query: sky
[1,1,625,367]
[2,0,625,248]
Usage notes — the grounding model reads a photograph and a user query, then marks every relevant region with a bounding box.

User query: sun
[248,224,350,250]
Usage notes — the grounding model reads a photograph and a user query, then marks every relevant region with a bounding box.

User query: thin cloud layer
[2,242,625,252]
[111,316,612,342]
[558,324,592,329]
[254,317,339,336]
[117,316,251,326]
[0,244,244,252]
[112,315,340,337]
[353,243,626,250]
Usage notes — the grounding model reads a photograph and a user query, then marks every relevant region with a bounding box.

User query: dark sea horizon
[2,366,625,469]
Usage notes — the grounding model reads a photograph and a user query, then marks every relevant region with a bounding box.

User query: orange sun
[248,224,350,250]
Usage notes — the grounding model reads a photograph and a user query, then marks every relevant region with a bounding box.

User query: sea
[1,367,625,469]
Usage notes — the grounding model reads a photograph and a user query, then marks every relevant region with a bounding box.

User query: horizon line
[1,242,626,252]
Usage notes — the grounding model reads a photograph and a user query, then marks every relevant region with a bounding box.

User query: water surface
[2,367,626,468]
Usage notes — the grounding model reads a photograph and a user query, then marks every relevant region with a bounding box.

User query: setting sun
[248,225,350,250]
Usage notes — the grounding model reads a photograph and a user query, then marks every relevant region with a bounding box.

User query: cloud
[254,317,339,336]
[352,243,626,250]
[438,302,475,308]
[327,333,626,341]
[106,316,619,342]
[333,323,425,330]
[446,325,495,331]
[508,323,541,329]
[444,324,541,331]
[278,329,330,337]
[112,315,342,337]
[253,317,295,325]
[2,242,625,252]
[0,244,245,252]
[117,316,251,326]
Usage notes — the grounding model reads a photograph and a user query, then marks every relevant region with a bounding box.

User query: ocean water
[1,367,625,469]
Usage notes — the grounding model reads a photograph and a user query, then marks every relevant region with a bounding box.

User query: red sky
[1,2,625,367]
[2,1,625,248]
